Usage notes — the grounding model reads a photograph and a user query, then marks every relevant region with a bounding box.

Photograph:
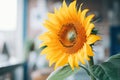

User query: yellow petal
[49,59,56,67]
[47,14,60,26]
[62,0,67,8]
[87,35,101,44]
[74,54,79,68]
[47,13,57,21]
[46,52,53,60]
[78,3,83,18]
[78,3,83,14]
[54,53,68,69]
[46,47,61,59]
[41,47,51,55]
[81,9,89,23]
[77,50,85,64]
[43,20,59,33]
[49,51,62,66]
[61,1,68,15]
[58,3,69,20]
[54,8,63,23]
[84,14,95,29]
[86,23,95,36]
[39,32,50,41]
[83,43,94,56]
[68,1,77,20]
[81,47,89,60]
[46,49,61,60]
[47,13,62,25]
[68,54,74,70]
[69,1,76,11]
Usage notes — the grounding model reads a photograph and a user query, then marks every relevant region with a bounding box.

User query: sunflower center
[58,23,77,47]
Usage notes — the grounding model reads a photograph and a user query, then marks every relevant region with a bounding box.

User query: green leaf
[92,53,120,80]
[47,65,79,80]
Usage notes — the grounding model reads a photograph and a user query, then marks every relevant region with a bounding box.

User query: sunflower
[39,1,101,70]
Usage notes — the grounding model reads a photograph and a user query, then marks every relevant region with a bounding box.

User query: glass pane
[0,0,17,31]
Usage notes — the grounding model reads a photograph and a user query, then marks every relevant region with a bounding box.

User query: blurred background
[0,0,120,80]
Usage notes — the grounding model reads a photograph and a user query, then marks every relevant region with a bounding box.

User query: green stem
[79,64,96,79]
[88,56,96,80]
[79,65,90,75]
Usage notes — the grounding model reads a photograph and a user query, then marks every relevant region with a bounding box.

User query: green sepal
[40,45,47,51]
[37,45,47,53]
[91,28,98,35]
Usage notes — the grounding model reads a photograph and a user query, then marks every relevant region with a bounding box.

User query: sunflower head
[39,0,101,70]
